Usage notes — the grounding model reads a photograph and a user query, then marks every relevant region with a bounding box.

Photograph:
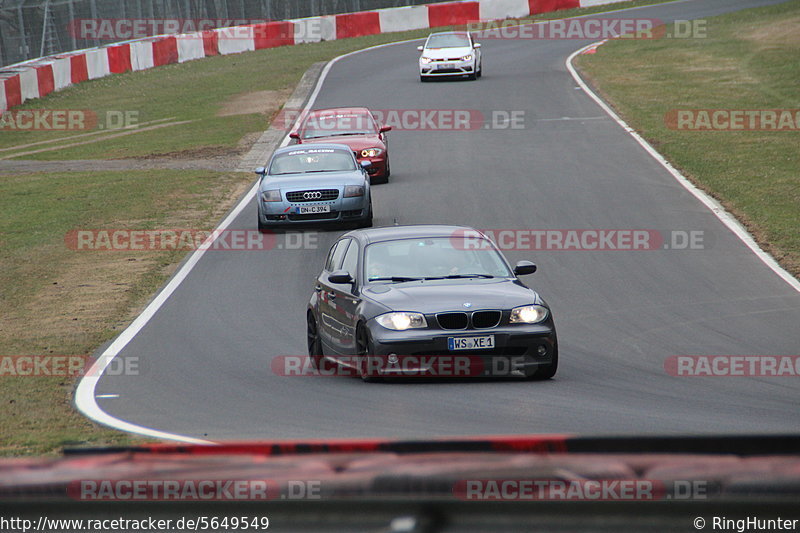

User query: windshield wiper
[423,274,496,280]
[369,276,423,283]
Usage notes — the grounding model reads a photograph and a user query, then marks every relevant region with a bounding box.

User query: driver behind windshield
[269,150,356,175]
[366,238,510,281]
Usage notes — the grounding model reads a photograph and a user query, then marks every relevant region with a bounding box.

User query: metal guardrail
[0,0,439,68]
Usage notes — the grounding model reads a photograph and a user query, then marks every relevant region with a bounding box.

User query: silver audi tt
[256,144,373,230]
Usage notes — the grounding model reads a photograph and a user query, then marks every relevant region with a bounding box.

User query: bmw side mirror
[417,45,424,51]
[474,43,481,48]
[513,261,537,276]
[379,125,392,133]
[360,160,372,168]
[289,132,300,140]
[328,270,353,284]
[255,166,266,175]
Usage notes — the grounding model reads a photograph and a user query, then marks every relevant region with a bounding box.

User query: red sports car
[290,107,392,184]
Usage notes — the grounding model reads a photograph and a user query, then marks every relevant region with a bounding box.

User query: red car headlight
[361,148,383,158]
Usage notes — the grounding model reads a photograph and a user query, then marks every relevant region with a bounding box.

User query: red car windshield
[302,112,377,139]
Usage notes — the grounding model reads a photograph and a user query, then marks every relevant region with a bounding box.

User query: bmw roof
[343,224,486,244]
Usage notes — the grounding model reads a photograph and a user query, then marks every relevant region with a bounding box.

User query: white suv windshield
[426,34,471,48]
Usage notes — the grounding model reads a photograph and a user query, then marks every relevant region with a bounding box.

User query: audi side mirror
[417,45,424,52]
[254,167,266,175]
[361,160,372,169]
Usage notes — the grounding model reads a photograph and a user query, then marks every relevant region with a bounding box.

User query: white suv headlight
[509,305,548,324]
[420,56,432,64]
[461,54,473,61]
[376,312,427,331]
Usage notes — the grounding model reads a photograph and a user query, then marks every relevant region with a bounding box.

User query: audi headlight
[376,312,427,331]
[420,56,432,64]
[261,189,281,202]
[361,148,383,158]
[461,54,473,61]
[509,305,548,324]
[344,185,365,198]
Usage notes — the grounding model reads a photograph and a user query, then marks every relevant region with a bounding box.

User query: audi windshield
[268,148,357,175]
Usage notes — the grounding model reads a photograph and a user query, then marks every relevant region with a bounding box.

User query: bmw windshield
[365,237,512,282]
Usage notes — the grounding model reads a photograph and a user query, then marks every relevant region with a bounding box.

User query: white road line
[95,394,120,398]
[73,38,427,445]
[534,116,608,121]
[566,42,800,294]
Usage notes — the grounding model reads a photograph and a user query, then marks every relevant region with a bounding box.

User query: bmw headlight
[261,189,281,202]
[461,54,473,61]
[361,148,383,158]
[420,56,432,64]
[509,305,548,324]
[376,312,427,331]
[344,185,365,198]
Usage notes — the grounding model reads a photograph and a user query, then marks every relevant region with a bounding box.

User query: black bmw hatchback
[307,225,558,381]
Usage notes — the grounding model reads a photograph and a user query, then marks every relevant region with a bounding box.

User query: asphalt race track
[88,0,800,441]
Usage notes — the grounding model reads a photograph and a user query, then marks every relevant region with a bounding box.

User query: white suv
[418,31,482,81]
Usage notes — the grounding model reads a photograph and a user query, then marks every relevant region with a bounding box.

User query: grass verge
[576,0,800,277]
[0,170,253,455]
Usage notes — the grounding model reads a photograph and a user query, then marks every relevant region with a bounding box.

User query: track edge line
[566,41,800,294]
[72,37,430,446]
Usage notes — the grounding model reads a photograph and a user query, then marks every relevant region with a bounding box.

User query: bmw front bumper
[364,320,557,378]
